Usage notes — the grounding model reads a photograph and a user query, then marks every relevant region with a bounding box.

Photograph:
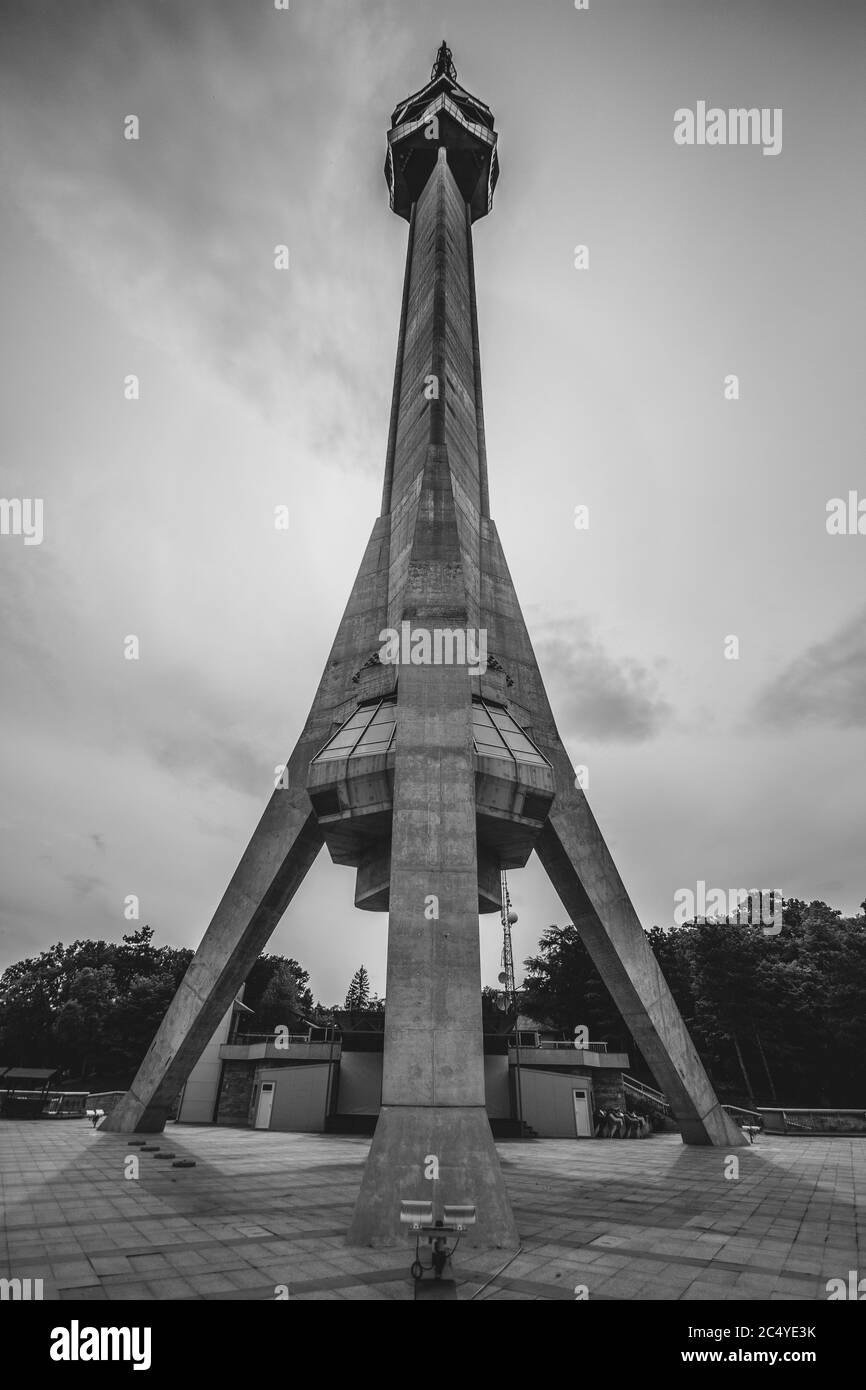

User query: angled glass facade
[471,697,548,767]
[312,695,548,769]
[313,697,398,763]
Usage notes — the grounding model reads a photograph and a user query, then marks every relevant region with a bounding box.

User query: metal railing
[763,1108,866,1135]
[392,94,496,148]
[723,1103,764,1123]
[44,1092,88,1117]
[622,1074,672,1115]
[86,1091,126,1115]
[232,1032,314,1045]
[507,1035,609,1052]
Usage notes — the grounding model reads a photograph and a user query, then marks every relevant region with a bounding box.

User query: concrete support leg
[103,795,323,1133]
[536,801,745,1148]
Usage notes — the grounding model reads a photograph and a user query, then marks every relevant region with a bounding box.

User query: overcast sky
[1,0,864,1006]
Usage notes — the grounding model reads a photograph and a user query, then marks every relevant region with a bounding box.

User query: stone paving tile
[51,1260,100,1286]
[291,1288,344,1300]
[376,1281,412,1300]
[165,1249,213,1271]
[90,1255,134,1275]
[103,1281,154,1300]
[128,1253,173,1274]
[146,1276,198,1299]
[2,1122,864,1301]
[187,1272,237,1294]
[225,1268,276,1291]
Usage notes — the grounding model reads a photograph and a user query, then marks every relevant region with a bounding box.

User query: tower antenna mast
[500,870,518,1018]
[500,869,524,1133]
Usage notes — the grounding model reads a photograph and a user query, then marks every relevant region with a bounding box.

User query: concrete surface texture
[0,1124,860,1301]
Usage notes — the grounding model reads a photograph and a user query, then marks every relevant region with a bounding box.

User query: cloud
[534,618,673,743]
[142,693,272,802]
[752,602,866,729]
[0,0,407,473]
[64,872,106,898]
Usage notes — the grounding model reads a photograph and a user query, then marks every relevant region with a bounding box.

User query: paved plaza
[0,1123,862,1301]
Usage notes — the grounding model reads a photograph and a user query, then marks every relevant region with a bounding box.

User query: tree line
[0,926,314,1086]
[2,898,864,1107]
[520,897,866,1108]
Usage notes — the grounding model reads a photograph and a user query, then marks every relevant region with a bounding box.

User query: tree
[255,960,307,1033]
[345,965,371,1012]
[521,899,866,1110]
[243,955,314,1023]
[103,966,191,1075]
[0,961,58,1066]
[521,925,629,1051]
[54,966,118,1077]
[0,933,313,1085]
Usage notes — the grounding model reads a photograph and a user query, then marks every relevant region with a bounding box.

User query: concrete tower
[104,44,744,1248]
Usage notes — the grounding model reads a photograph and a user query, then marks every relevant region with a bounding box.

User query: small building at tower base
[176,1006,632,1140]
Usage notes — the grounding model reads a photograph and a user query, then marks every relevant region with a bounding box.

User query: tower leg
[103,516,394,1137]
[348,1107,517,1248]
[476,516,742,1147]
[347,660,519,1246]
[103,794,323,1133]
[536,794,745,1147]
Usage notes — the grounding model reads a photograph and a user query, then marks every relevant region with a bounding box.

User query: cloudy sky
[1,0,864,1007]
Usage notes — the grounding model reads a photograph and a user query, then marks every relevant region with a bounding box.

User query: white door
[572,1088,592,1138]
[255,1081,275,1129]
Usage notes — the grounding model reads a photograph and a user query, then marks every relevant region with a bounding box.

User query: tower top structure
[385,43,499,223]
[432,40,457,82]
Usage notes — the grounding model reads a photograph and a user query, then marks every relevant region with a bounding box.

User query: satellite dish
[497,972,507,984]
[507,910,518,925]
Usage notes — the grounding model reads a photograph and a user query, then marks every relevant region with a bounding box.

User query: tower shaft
[382,148,489,527]
[104,48,744,1256]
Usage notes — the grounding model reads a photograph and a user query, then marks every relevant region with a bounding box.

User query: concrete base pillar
[536,797,746,1148]
[346,1105,519,1248]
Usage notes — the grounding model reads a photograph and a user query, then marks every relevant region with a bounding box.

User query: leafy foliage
[522,899,866,1107]
[242,955,314,1032]
[521,925,632,1052]
[344,965,371,1012]
[0,927,314,1084]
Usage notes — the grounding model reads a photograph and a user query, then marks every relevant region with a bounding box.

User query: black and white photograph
[1,0,864,1353]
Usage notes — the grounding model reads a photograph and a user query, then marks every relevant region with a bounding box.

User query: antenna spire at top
[432,40,457,82]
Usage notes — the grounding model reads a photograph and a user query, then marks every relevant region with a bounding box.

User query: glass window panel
[357,720,392,738]
[368,707,397,727]
[501,732,537,754]
[318,739,356,758]
[313,703,382,762]
[474,738,509,757]
[346,706,375,724]
[321,729,363,750]
[337,715,370,733]
[355,728,391,750]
